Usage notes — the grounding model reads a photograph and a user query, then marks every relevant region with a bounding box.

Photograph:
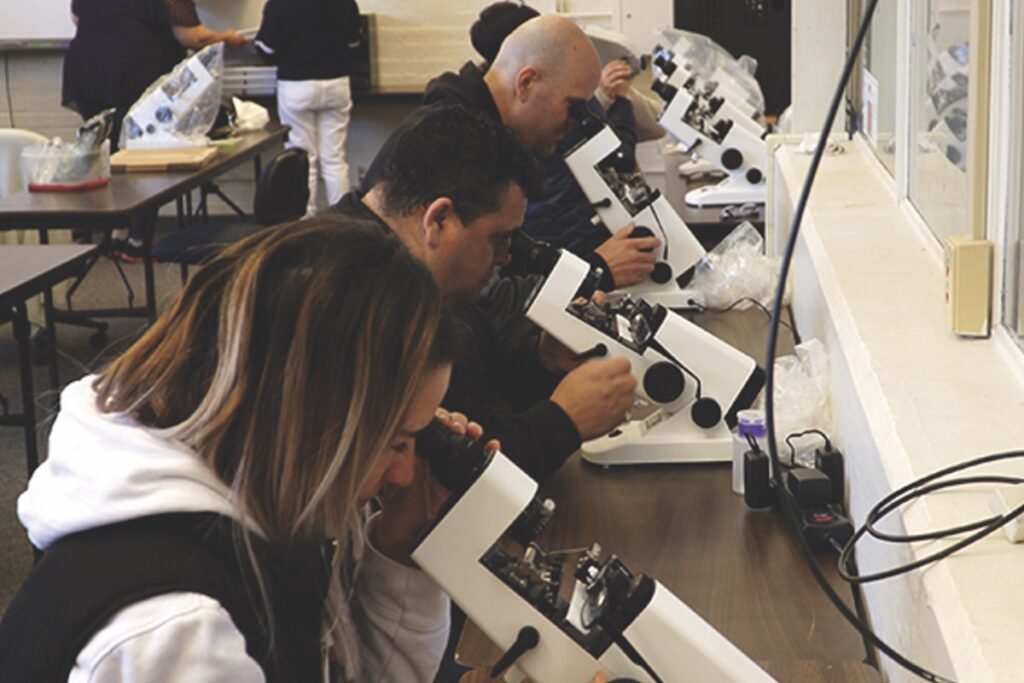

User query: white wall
[790,0,847,134]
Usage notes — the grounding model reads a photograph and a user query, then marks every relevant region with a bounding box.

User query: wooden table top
[456,308,878,682]
[0,126,289,230]
[0,244,97,308]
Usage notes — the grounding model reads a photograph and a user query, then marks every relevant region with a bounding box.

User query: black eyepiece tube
[415,418,495,493]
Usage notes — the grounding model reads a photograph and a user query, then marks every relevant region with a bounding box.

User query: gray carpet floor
[0,247,187,612]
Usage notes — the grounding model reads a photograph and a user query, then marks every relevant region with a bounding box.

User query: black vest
[0,512,332,682]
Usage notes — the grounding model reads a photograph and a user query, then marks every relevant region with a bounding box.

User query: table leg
[137,209,157,322]
[12,302,40,476]
[43,287,59,395]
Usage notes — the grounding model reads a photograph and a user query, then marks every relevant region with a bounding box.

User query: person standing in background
[62,0,246,261]
[256,0,363,215]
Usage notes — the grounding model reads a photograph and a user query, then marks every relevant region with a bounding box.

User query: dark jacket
[255,0,362,81]
[62,0,191,117]
[522,96,639,258]
[413,62,616,289]
[0,513,329,683]
[327,193,581,481]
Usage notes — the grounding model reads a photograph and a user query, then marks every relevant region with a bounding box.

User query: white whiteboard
[0,0,261,44]
[0,0,76,43]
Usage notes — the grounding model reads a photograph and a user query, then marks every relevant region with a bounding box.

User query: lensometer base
[581,410,732,466]
[684,176,766,208]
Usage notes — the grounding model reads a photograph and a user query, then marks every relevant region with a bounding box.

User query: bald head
[484,15,601,157]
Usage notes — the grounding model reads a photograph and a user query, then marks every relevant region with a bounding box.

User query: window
[860,0,899,176]
[908,0,972,241]
[997,0,1024,343]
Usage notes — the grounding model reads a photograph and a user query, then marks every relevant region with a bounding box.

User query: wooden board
[111,147,219,173]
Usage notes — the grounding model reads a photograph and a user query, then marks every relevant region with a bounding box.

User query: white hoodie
[18,376,450,683]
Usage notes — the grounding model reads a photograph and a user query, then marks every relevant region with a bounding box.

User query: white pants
[276,77,353,214]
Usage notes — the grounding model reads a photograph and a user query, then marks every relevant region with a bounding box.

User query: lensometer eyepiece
[415,418,495,492]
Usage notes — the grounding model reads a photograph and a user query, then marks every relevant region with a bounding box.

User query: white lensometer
[563,110,708,310]
[526,249,765,465]
[411,419,776,683]
[649,46,769,208]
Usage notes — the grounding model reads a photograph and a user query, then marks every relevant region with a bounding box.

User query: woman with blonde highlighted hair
[0,216,472,682]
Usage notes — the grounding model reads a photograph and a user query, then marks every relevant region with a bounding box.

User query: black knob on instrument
[643,361,685,404]
[721,148,744,171]
[691,396,722,428]
[650,261,673,284]
[490,626,540,678]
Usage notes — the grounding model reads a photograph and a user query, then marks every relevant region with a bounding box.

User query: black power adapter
[744,441,853,553]
[794,503,854,553]
[815,446,845,504]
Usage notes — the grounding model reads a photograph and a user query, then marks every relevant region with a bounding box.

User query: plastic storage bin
[22,140,110,192]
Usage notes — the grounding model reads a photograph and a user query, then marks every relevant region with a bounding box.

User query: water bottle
[732,409,767,495]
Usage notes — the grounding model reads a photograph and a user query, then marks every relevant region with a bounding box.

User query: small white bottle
[732,409,767,495]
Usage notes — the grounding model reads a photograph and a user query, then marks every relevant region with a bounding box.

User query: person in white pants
[276,77,353,214]
[256,0,362,214]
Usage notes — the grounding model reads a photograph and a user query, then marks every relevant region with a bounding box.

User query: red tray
[28,177,110,193]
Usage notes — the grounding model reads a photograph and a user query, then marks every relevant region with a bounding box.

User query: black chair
[154,147,310,272]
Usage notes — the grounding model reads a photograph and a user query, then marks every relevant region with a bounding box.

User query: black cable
[688,296,795,332]
[613,633,665,683]
[865,475,1024,542]
[646,199,670,261]
[834,451,1024,583]
[785,428,832,464]
[761,0,955,680]
[3,53,15,128]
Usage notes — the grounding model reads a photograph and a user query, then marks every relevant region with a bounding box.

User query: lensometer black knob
[654,55,676,77]
[650,79,677,103]
[650,262,673,284]
[630,226,657,254]
[643,361,685,404]
[631,226,654,238]
[721,148,744,171]
[691,397,722,429]
[746,167,764,184]
[490,626,540,678]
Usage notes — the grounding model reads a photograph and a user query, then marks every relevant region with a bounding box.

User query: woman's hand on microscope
[551,357,636,441]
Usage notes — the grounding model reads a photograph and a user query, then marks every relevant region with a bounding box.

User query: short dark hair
[471,2,540,64]
[374,104,542,225]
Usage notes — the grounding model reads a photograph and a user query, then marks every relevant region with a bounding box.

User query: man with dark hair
[329,105,636,481]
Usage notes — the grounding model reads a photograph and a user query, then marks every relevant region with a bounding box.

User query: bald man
[475,14,602,157]
[360,16,601,185]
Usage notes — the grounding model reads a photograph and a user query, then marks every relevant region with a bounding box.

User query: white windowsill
[772,138,1024,682]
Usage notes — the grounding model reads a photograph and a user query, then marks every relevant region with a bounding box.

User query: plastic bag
[24,109,115,190]
[121,43,224,149]
[769,338,833,466]
[231,96,270,131]
[689,221,781,308]
[657,27,766,116]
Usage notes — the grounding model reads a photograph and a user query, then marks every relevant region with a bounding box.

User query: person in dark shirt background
[256,0,363,215]
[62,0,245,260]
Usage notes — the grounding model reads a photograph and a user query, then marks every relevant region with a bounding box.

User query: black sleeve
[338,0,363,47]
[444,309,581,483]
[161,0,200,27]
[254,0,287,65]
